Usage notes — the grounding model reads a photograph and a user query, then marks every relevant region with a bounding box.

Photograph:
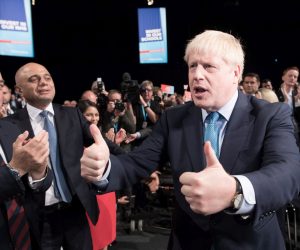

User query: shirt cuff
[28,167,48,189]
[232,175,256,214]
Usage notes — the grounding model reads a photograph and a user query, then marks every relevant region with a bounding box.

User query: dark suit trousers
[40,197,92,250]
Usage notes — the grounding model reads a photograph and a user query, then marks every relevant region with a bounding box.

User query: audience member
[78,99,117,250]
[81,30,300,250]
[101,89,135,152]
[153,86,165,110]
[11,85,26,109]
[241,72,261,96]
[125,80,161,146]
[2,84,16,115]
[80,90,98,104]
[261,78,273,90]
[276,66,299,141]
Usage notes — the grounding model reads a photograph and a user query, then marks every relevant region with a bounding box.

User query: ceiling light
[147,0,154,6]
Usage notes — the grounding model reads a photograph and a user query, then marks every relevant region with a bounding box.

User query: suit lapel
[219,92,254,173]
[53,105,79,163]
[0,121,20,161]
[183,104,205,172]
[52,105,71,157]
[15,109,35,138]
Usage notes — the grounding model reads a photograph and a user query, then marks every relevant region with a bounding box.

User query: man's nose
[194,66,205,79]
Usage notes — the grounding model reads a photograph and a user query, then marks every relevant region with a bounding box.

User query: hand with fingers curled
[145,171,161,193]
[81,124,110,183]
[179,141,236,216]
[125,133,138,144]
[114,128,127,145]
[9,130,50,180]
[105,128,115,142]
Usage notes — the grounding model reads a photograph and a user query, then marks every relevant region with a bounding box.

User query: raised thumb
[89,124,104,145]
[204,141,220,168]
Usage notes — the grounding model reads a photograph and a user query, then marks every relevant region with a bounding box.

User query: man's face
[282,69,299,87]
[187,52,240,111]
[1,85,11,104]
[81,91,97,104]
[140,85,153,102]
[107,92,122,112]
[262,81,272,90]
[242,76,260,95]
[16,63,55,109]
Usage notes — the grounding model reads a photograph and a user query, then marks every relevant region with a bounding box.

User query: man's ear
[233,65,241,85]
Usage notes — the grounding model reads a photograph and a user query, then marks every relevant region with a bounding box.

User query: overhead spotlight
[147,0,154,5]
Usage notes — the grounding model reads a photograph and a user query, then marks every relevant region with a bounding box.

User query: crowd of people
[0,29,300,250]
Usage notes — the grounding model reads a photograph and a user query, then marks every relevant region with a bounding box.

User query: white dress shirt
[27,103,60,206]
[202,90,256,214]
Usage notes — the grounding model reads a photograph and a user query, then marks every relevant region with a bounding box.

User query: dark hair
[243,72,260,83]
[77,99,99,114]
[261,78,272,84]
[283,66,299,75]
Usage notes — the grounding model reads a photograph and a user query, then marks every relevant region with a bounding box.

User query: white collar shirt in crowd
[26,102,60,206]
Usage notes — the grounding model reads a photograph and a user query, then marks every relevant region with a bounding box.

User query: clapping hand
[10,130,49,179]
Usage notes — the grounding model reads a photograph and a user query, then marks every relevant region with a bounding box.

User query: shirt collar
[27,103,54,121]
[202,90,238,122]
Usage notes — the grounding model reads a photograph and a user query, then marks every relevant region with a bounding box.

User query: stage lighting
[147,0,154,6]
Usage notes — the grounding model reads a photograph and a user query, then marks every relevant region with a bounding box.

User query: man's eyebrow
[28,73,51,79]
[28,74,39,79]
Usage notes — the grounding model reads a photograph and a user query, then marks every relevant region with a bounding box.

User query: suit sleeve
[244,103,300,226]
[0,166,24,203]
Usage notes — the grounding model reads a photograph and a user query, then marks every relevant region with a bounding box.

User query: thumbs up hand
[81,124,110,183]
[179,141,236,215]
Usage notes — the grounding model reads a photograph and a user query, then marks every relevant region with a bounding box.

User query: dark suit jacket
[107,92,300,250]
[4,104,107,247]
[4,104,124,226]
[0,120,52,249]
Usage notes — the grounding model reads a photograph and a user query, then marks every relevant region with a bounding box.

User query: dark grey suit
[106,92,300,250]
[0,120,52,249]
[5,104,125,249]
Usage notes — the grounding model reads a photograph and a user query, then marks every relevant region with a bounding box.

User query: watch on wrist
[232,177,243,210]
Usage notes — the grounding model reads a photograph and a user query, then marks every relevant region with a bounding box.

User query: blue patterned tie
[40,110,72,202]
[204,112,222,158]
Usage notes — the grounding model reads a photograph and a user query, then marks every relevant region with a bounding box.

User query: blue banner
[138,8,168,64]
[0,0,34,57]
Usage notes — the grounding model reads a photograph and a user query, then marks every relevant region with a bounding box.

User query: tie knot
[40,110,49,118]
[205,112,220,124]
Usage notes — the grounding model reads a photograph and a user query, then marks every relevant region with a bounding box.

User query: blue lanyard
[113,122,118,133]
[141,104,148,121]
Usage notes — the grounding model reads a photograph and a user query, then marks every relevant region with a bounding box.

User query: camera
[96,77,104,93]
[120,80,140,104]
[114,100,125,112]
[95,77,108,114]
